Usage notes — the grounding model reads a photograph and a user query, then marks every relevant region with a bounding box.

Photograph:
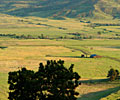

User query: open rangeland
[0,15,120,100]
[1,1,120,99]
[0,38,120,100]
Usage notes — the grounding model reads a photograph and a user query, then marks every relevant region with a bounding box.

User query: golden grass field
[0,14,120,100]
[0,38,120,100]
[0,13,120,39]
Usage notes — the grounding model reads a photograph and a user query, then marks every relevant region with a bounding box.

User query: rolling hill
[0,0,120,19]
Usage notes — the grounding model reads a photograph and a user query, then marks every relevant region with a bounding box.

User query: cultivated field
[0,38,120,100]
[0,15,120,100]
[0,14,120,39]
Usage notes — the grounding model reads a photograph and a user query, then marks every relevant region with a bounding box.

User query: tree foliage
[107,68,119,81]
[8,60,81,100]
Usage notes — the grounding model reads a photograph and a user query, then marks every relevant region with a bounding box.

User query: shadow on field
[46,55,81,58]
[46,55,90,58]
[79,77,120,85]
[78,86,120,100]
[79,78,109,84]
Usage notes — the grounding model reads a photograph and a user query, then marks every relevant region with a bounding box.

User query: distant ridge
[0,0,120,19]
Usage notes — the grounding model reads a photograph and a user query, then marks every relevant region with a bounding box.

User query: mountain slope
[0,0,120,19]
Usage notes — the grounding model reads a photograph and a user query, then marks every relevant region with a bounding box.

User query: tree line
[90,23,120,27]
[0,33,93,40]
[0,33,120,40]
[0,34,46,39]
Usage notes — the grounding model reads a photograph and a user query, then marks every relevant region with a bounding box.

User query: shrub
[107,68,119,81]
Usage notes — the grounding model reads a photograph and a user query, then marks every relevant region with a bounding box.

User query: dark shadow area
[46,55,90,58]
[79,77,120,84]
[0,46,8,49]
[103,56,120,62]
[79,78,109,84]
[78,86,120,100]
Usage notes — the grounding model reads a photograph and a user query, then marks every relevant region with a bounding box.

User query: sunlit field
[0,14,120,100]
[0,38,120,100]
[0,14,120,39]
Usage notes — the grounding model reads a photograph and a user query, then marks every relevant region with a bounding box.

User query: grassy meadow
[0,39,120,100]
[0,14,120,39]
[0,15,120,100]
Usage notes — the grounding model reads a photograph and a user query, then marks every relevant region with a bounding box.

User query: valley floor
[0,38,120,100]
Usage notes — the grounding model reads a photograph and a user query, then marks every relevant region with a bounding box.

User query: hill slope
[0,0,120,19]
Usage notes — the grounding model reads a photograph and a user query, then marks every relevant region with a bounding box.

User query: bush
[107,68,119,81]
[8,60,81,100]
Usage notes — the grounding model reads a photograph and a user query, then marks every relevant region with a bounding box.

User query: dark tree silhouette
[107,68,119,81]
[8,60,81,100]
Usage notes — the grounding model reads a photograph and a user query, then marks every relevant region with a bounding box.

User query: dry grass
[0,38,120,100]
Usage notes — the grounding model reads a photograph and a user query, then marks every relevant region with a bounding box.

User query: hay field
[0,14,120,39]
[0,15,120,100]
[0,38,120,100]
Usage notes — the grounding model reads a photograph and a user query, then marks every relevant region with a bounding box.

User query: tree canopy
[107,68,119,81]
[8,60,81,100]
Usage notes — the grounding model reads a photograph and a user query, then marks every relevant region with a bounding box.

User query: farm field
[100,89,120,100]
[0,38,120,100]
[0,14,120,100]
[0,14,120,39]
[1,0,120,99]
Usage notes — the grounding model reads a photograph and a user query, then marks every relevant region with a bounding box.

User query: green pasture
[0,72,8,100]
[100,88,120,100]
[0,14,120,39]
[0,39,120,100]
[0,15,120,100]
[0,39,120,77]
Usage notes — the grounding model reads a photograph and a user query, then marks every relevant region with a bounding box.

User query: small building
[90,54,97,58]
[90,54,102,58]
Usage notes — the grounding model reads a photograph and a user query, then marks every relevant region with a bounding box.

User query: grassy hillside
[0,14,120,100]
[0,13,120,40]
[0,0,97,18]
[0,0,120,19]
[0,1,120,99]
[100,89,120,100]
